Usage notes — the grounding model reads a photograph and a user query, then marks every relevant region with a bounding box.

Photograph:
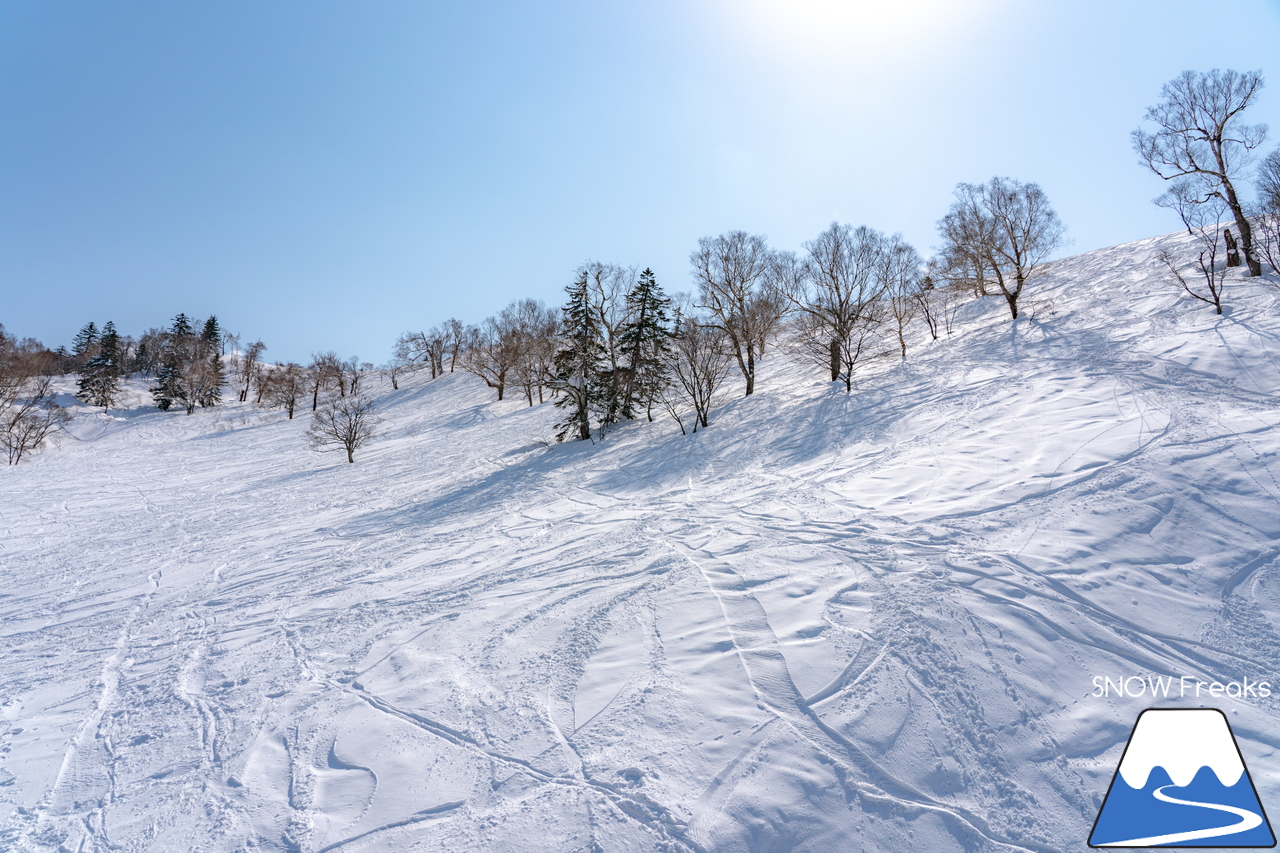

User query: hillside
[4,230,1280,852]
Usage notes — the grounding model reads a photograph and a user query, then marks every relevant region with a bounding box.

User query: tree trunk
[1006,292,1019,319]
[1221,174,1262,276]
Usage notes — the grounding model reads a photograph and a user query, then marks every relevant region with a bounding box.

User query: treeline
[69,314,227,413]
[393,177,1068,443]
[390,68,1280,444]
[5,70,1280,465]
[63,311,377,421]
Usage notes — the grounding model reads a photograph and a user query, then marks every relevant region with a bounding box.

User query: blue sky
[2,0,1279,364]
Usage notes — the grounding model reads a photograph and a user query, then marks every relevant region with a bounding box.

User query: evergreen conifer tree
[200,315,221,349]
[150,355,182,411]
[71,321,99,368]
[170,313,193,339]
[617,268,673,421]
[152,314,196,412]
[553,272,607,442]
[198,316,224,408]
[76,321,121,409]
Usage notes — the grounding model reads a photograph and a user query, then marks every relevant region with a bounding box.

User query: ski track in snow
[3,230,1280,851]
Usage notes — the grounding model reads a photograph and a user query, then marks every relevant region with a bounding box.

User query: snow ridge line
[668,539,1060,853]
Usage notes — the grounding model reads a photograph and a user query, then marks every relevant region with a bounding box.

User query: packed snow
[4,230,1280,852]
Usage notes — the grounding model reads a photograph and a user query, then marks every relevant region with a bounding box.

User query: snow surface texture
[4,230,1280,852]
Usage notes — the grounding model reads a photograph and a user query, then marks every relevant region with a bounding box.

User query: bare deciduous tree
[937,177,1066,320]
[263,363,307,419]
[2,373,71,465]
[690,231,786,396]
[777,224,886,389]
[461,305,529,401]
[579,261,635,375]
[933,222,993,299]
[1134,69,1267,276]
[881,236,924,358]
[395,328,446,378]
[659,318,732,434]
[308,352,342,411]
[913,273,964,341]
[1256,147,1280,275]
[235,340,266,402]
[133,328,165,376]
[341,357,370,396]
[508,298,558,406]
[1158,181,1231,314]
[307,393,380,463]
[444,318,466,372]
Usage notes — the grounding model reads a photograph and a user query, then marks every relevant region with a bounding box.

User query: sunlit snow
[3,229,1280,851]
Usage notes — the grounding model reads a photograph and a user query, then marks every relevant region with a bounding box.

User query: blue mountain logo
[1090,708,1275,847]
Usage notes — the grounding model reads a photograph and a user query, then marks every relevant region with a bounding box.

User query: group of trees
[65,311,382,425]
[70,312,383,461]
[551,266,675,440]
[1259,147,1280,276]
[8,68,1276,465]
[1,324,70,465]
[397,62,1280,442]
[148,315,226,413]
[69,313,229,413]
[381,176,1076,442]
[1133,68,1280,313]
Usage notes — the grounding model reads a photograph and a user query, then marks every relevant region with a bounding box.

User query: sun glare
[730,0,999,62]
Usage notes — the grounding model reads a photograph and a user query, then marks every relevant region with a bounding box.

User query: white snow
[3,229,1280,852]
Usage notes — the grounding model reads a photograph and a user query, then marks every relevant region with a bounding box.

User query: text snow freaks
[1091,674,1272,700]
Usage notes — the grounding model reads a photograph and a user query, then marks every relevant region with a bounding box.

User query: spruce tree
[553,272,607,442]
[71,321,99,368]
[170,313,193,339]
[200,315,222,349]
[76,321,121,409]
[617,268,673,421]
[198,315,224,408]
[150,355,182,411]
[152,314,196,412]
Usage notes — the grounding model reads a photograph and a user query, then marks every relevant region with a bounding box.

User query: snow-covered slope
[4,230,1280,852]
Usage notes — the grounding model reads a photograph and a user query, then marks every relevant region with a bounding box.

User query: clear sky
[3,1,1279,364]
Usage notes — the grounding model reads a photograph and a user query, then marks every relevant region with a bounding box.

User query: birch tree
[690,231,786,396]
[1134,69,1267,276]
